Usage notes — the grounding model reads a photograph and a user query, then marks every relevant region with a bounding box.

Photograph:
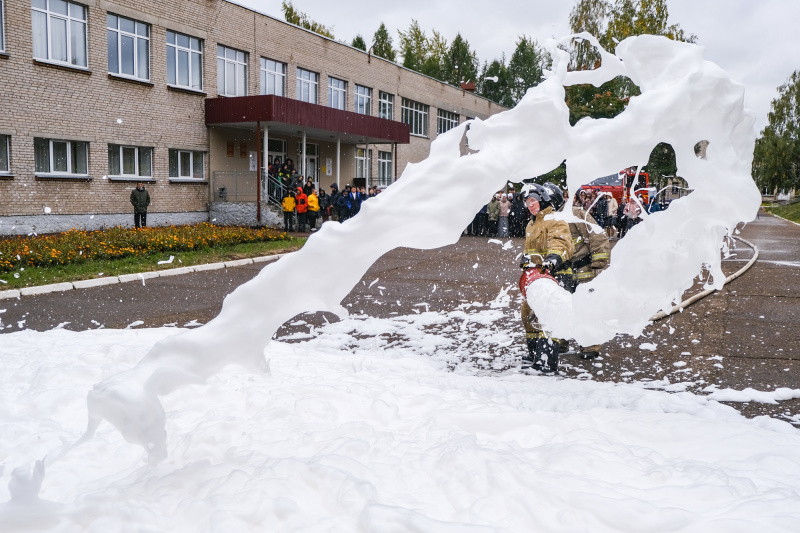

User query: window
[378,151,392,186]
[260,58,285,96]
[0,135,9,174]
[296,68,318,104]
[328,77,346,110]
[1,0,5,52]
[355,85,371,115]
[437,109,459,134]
[108,144,152,178]
[31,0,88,68]
[355,148,372,180]
[34,138,88,175]
[401,98,429,137]
[166,30,202,90]
[379,91,394,120]
[169,149,204,179]
[107,14,149,81]
[217,45,247,96]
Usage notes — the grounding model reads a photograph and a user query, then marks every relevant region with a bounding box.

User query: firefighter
[519,184,574,373]
[543,182,611,359]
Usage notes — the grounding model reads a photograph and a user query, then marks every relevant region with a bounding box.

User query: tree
[351,34,367,51]
[372,23,396,62]
[281,1,334,39]
[645,142,678,192]
[507,36,547,102]
[442,33,478,86]
[398,20,428,72]
[421,30,448,80]
[478,58,514,108]
[565,0,696,125]
[753,70,800,194]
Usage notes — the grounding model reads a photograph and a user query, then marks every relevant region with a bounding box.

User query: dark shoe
[579,350,600,360]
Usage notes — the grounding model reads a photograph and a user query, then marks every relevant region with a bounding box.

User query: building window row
[21,2,451,131]
[1,135,204,179]
[401,98,430,137]
[437,109,460,134]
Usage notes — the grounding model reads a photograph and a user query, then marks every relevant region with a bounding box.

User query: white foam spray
[82,34,759,461]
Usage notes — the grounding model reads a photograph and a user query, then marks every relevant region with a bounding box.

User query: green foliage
[645,142,678,190]
[478,57,514,108]
[372,23,396,62]
[566,0,695,123]
[766,200,800,224]
[508,36,547,102]
[530,161,568,189]
[442,33,479,86]
[399,20,428,72]
[351,34,367,51]
[421,30,448,80]
[753,70,800,193]
[281,1,334,39]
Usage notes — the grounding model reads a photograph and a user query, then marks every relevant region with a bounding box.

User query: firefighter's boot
[532,338,559,374]
[522,338,537,369]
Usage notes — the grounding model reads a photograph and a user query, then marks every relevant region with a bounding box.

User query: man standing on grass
[130,181,150,228]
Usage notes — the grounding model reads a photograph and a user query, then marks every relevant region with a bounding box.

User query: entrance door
[267,139,287,172]
[303,143,319,190]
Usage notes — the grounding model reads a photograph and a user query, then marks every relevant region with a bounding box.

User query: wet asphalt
[1,210,798,424]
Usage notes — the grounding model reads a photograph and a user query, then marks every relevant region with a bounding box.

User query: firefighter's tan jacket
[568,206,610,282]
[523,206,574,266]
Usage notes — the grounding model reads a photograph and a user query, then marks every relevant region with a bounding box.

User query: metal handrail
[263,171,285,208]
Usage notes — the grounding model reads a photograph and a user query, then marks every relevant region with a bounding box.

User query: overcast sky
[237,0,799,134]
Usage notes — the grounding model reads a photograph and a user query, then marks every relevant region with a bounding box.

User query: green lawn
[766,202,800,224]
[0,238,306,290]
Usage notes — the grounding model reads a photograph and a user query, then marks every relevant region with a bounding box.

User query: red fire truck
[581,168,649,204]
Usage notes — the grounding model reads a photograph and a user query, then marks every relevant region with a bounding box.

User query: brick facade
[0,0,505,234]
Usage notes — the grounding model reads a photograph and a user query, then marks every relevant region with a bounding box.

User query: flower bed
[0,224,289,272]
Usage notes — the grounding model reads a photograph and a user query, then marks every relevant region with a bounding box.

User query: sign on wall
[326,158,332,176]
[249,152,257,171]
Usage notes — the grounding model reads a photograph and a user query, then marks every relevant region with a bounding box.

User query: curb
[0,252,289,300]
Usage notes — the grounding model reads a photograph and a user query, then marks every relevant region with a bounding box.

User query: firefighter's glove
[519,254,532,270]
[542,254,563,275]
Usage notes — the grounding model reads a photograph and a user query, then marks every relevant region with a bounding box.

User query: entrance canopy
[205,94,410,144]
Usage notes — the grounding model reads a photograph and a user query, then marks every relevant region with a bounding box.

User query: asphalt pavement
[1,211,798,423]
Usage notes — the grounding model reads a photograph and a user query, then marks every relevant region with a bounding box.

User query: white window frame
[0,0,6,53]
[379,91,394,120]
[107,13,150,81]
[108,144,152,178]
[31,0,88,68]
[355,148,372,180]
[34,138,88,176]
[0,134,10,174]
[217,44,247,97]
[355,85,372,115]
[166,30,203,91]
[401,98,429,137]
[260,58,286,96]
[328,77,346,110]
[378,150,392,186]
[437,109,459,135]
[296,68,318,104]
[169,149,205,180]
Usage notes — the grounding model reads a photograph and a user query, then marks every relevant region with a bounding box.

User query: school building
[0,0,506,234]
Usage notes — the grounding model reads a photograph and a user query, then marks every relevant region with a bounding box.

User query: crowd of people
[281,180,382,232]
[466,187,664,241]
[268,156,385,232]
